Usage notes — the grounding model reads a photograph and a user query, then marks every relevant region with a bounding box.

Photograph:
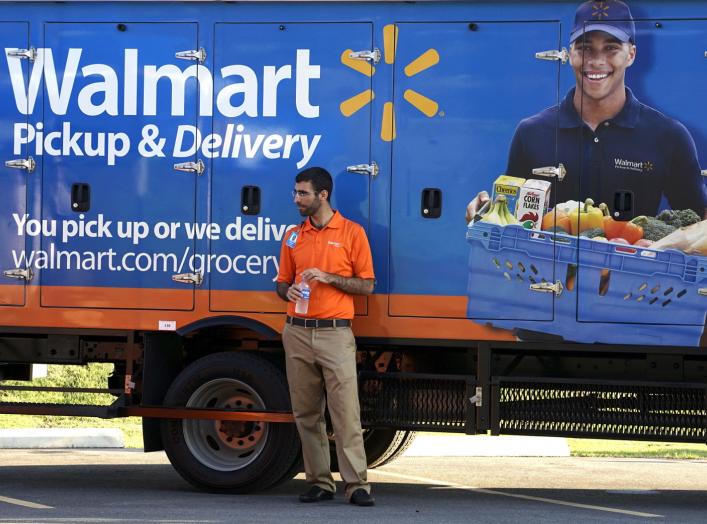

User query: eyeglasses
[292,190,317,198]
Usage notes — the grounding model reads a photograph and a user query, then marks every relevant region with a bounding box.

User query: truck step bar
[0,402,294,423]
[120,406,294,423]
[0,402,118,418]
[0,385,124,395]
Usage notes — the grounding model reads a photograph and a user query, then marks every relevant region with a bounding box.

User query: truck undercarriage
[3,330,706,492]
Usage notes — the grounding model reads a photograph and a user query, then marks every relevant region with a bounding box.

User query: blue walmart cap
[570,0,636,44]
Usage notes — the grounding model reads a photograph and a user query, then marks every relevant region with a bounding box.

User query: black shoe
[349,488,375,507]
[299,485,334,503]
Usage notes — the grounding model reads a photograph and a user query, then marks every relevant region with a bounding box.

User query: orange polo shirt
[277,211,375,319]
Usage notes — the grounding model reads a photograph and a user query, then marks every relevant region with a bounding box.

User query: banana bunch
[480,195,519,226]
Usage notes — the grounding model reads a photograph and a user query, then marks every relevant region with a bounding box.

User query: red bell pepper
[599,203,643,244]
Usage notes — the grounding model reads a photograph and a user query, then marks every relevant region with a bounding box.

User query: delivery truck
[1,0,707,493]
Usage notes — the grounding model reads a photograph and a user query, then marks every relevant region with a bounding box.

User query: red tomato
[609,237,630,244]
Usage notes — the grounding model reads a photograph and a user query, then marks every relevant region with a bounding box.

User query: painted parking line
[0,517,214,524]
[373,469,663,519]
[0,494,53,509]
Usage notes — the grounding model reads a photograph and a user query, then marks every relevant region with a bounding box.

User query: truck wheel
[364,429,417,468]
[160,351,300,493]
[330,428,416,470]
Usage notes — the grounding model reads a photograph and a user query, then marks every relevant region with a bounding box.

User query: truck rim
[183,378,269,472]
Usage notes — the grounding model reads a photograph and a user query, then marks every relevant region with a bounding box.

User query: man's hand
[276,281,304,302]
[300,268,332,284]
[301,268,374,295]
[465,190,490,224]
[286,284,305,302]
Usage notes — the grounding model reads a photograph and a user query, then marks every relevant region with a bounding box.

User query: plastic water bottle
[295,281,310,315]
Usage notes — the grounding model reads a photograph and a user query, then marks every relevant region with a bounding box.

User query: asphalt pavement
[2,449,707,523]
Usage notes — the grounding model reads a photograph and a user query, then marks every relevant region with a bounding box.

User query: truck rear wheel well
[141,319,285,452]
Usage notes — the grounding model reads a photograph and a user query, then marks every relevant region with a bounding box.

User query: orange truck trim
[0,286,515,342]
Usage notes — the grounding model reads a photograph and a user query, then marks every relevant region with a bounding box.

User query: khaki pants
[282,323,370,498]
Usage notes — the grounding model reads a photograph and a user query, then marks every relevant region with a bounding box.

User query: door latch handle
[6,47,37,62]
[535,48,569,64]
[3,268,33,281]
[469,386,483,407]
[348,48,381,64]
[346,162,378,177]
[530,280,563,296]
[5,157,36,173]
[71,183,91,212]
[172,272,203,286]
[421,188,442,218]
[241,185,261,215]
[532,163,566,181]
[174,160,205,175]
[175,48,206,63]
[612,190,634,220]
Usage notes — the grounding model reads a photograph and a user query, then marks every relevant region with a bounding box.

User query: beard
[298,199,321,217]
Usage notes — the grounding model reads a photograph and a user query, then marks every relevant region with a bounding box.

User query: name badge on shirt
[286,231,298,248]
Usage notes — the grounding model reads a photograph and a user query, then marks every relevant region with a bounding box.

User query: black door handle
[613,190,634,220]
[421,188,442,218]
[71,183,90,212]
[241,185,261,215]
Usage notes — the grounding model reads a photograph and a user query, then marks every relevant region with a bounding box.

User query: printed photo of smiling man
[466,0,707,223]
[507,0,707,218]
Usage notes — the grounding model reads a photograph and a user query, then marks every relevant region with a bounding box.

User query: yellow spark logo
[643,161,654,172]
[592,1,610,19]
[339,24,440,142]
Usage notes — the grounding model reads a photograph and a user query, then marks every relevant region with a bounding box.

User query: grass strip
[568,438,707,459]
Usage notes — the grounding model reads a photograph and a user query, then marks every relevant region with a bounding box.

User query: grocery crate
[466,222,707,347]
[466,222,564,321]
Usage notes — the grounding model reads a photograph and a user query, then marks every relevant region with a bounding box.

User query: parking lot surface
[2,449,707,523]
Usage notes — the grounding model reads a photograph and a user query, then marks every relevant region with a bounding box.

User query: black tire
[364,429,417,468]
[330,428,417,470]
[160,351,301,493]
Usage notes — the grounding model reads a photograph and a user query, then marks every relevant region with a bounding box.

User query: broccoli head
[631,216,677,241]
[579,227,605,238]
[656,209,701,228]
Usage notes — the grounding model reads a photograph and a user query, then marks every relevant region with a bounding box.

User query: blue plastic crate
[466,223,561,321]
[466,222,707,347]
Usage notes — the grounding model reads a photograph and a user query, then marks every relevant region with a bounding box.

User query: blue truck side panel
[0,1,705,345]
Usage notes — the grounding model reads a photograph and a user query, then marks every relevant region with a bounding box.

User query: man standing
[276,166,376,507]
[468,0,707,221]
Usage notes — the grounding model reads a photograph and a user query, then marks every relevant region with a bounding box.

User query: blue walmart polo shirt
[506,87,707,217]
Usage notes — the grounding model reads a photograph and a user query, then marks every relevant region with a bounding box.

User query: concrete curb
[0,428,124,449]
[404,434,570,457]
[0,430,568,456]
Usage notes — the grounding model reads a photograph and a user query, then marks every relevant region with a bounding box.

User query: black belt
[286,316,351,328]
